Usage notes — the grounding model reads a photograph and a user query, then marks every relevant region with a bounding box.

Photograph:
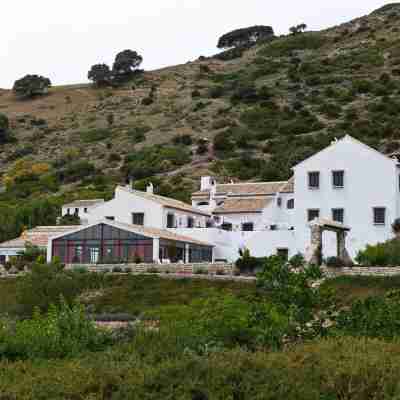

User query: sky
[0,0,390,88]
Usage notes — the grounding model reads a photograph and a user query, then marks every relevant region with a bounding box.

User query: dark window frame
[167,213,176,228]
[332,170,345,189]
[332,208,344,223]
[307,209,320,222]
[308,171,320,190]
[105,216,115,221]
[242,222,254,232]
[287,199,295,209]
[373,207,386,225]
[132,212,145,226]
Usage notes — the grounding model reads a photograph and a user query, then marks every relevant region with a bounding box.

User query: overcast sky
[0,0,389,88]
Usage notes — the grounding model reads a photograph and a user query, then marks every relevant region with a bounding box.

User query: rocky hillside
[1,3,400,206]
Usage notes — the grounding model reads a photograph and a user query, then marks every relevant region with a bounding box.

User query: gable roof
[215,181,287,196]
[0,226,77,249]
[214,198,273,214]
[63,199,105,209]
[293,135,395,170]
[50,220,213,247]
[118,186,210,217]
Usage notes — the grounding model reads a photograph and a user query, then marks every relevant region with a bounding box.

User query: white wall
[293,137,398,259]
[87,187,165,228]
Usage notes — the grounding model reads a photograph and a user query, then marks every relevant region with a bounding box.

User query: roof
[63,199,105,209]
[279,177,294,193]
[215,182,287,196]
[310,218,351,231]
[214,198,273,214]
[118,186,211,217]
[293,135,396,170]
[0,226,77,249]
[51,220,214,247]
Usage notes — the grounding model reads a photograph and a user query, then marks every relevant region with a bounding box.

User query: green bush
[0,298,110,360]
[81,128,110,143]
[127,125,151,143]
[356,239,400,266]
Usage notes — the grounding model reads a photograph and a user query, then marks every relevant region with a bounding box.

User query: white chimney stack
[147,182,154,194]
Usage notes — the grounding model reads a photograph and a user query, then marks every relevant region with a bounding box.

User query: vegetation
[12,74,51,99]
[217,25,274,49]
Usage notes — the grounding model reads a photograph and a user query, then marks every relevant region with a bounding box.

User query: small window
[242,223,254,232]
[308,172,320,189]
[287,199,295,209]
[277,197,282,207]
[373,207,386,225]
[167,213,175,228]
[105,216,115,221]
[187,217,195,228]
[67,208,70,215]
[84,208,88,213]
[197,202,209,206]
[277,248,289,261]
[332,208,344,223]
[332,170,344,188]
[221,223,232,231]
[308,209,320,222]
[74,208,79,214]
[132,213,145,226]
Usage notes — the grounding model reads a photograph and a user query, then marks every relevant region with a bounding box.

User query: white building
[0,135,398,265]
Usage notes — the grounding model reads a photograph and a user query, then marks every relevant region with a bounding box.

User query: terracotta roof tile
[215,181,287,196]
[279,177,294,193]
[214,198,273,214]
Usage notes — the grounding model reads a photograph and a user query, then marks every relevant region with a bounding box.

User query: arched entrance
[307,218,352,266]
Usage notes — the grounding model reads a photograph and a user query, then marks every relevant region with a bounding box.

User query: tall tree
[217,26,274,49]
[289,23,307,35]
[13,75,51,99]
[88,64,111,87]
[112,50,143,82]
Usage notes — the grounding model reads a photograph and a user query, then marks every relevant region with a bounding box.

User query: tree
[112,49,143,82]
[0,113,11,144]
[87,63,111,86]
[289,23,307,35]
[13,75,51,99]
[217,26,274,49]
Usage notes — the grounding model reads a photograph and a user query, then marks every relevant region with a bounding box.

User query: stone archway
[308,218,352,266]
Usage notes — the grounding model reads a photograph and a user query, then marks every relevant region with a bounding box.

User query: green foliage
[112,49,143,82]
[257,256,322,322]
[13,75,51,99]
[122,145,190,179]
[126,125,151,142]
[59,213,81,225]
[172,134,193,146]
[0,298,110,359]
[58,160,96,183]
[0,113,13,144]
[80,128,110,143]
[88,64,112,87]
[334,291,400,340]
[261,32,327,57]
[235,248,265,274]
[356,239,400,266]
[217,26,274,49]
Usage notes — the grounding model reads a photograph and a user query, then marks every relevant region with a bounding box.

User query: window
[242,223,254,232]
[105,216,115,221]
[308,172,320,189]
[221,223,233,231]
[187,217,194,228]
[197,202,209,206]
[277,197,282,207]
[277,248,289,261]
[84,208,88,213]
[67,208,70,215]
[308,209,320,222]
[332,208,344,223]
[287,199,295,209]
[132,213,145,226]
[373,207,386,225]
[75,208,79,214]
[332,170,344,188]
[167,213,175,228]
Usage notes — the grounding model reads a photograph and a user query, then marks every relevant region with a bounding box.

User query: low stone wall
[66,262,235,275]
[322,266,400,278]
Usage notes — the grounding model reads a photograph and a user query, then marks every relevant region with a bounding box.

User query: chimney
[147,182,154,194]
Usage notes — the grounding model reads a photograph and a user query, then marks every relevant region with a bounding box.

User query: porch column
[337,231,352,265]
[185,244,190,264]
[153,238,160,264]
[309,225,323,266]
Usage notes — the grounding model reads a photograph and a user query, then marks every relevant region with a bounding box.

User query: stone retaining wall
[66,262,235,275]
[322,266,400,278]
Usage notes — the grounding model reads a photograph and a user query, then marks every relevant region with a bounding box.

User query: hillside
[1,3,400,236]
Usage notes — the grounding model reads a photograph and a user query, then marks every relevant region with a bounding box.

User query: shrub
[142,97,154,106]
[172,134,193,146]
[13,75,51,99]
[288,253,305,268]
[355,239,400,267]
[0,298,110,359]
[325,256,344,268]
[235,249,265,274]
[81,128,110,143]
[191,90,201,98]
[127,125,151,143]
